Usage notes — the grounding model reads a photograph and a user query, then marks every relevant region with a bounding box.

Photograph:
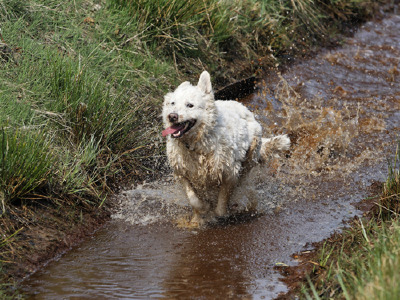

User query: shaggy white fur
[162,71,290,224]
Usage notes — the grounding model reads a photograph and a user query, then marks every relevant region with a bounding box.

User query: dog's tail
[260,134,290,163]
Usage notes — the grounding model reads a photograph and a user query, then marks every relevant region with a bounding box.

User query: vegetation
[303,142,400,299]
[0,0,386,295]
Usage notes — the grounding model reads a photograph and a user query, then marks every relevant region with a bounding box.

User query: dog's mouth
[162,120,196,138]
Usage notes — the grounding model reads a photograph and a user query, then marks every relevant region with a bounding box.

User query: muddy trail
[22,13,400,299]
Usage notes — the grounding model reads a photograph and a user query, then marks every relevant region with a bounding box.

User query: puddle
[22,13,400,299]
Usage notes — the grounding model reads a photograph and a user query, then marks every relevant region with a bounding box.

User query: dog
[162,71,290,224]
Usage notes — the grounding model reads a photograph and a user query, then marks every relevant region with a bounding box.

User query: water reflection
[162,226,251,299]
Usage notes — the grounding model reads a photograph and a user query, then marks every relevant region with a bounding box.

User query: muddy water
[23,14,400,299]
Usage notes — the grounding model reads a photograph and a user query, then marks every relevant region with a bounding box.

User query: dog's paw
[191,211,222,227]
[176,213,208,228]
[190,212,207,227]
[215,206,227,217]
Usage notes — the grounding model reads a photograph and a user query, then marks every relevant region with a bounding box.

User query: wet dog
[162,71,290,225]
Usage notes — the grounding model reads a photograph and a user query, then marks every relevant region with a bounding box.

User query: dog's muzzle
[162,119,197,138]
[168,113,178,123]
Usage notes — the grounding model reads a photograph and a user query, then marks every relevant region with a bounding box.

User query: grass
[303,142,400,299]
[0,0,387,295]
[0,129,54,206]
[0,1,172,209]
[382,144,400,217]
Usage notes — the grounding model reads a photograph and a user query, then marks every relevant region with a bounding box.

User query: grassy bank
[301,142,400,299]
[0,0,387,293]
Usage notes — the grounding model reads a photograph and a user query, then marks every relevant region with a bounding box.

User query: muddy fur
[162,71,290,225]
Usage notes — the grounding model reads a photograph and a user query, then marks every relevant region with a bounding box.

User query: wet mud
[22,13,400,299]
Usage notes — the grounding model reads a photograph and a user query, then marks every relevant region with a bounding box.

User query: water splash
[112,165,295,226]
[112,177,190,225]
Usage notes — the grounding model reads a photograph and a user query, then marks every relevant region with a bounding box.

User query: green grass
[0,0,175,209]
[382,144,400,217]
[305,221,400,300]
[0,227,23,299]
[304,142,400,299]
[0,129,54,206]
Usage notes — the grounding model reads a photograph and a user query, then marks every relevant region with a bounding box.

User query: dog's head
[162,71,216,139]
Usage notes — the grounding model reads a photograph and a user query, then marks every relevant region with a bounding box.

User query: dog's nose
[168,113,178,123]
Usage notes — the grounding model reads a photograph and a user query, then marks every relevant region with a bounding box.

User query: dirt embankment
[1,201,109,284]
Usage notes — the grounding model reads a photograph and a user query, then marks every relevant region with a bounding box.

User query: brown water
[23,13,400,299]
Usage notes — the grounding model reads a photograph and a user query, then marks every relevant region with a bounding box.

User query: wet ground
[22,13,400,299]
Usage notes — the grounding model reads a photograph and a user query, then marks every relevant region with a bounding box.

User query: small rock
[83,17,95,26]
[92,4,102,11]
[0,42,13,62]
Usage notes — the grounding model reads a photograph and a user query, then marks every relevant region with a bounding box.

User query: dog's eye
[171,102,175,105]
[186,103,194,108]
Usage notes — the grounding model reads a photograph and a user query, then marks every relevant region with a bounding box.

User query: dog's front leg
[180,177,209,220]
[215,181,233,217]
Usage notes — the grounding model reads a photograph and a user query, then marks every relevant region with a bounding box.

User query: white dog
[162,71,290,224]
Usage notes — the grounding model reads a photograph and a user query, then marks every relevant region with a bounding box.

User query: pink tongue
[162,124,185,137]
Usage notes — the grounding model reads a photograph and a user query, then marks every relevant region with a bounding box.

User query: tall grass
[109,0,225,50]
[382,143,400,217]
[48,54,130,148]
[0,0,174,209]
[337,222,400,300]
[0,129,54,207]
[107,0,379,67]
[0,0,28,21]
[309,221,400,300]
[0,228,23,298]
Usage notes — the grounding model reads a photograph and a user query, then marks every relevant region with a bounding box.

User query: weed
[48,54,128,147]
[107,0,380,75]
[382,142,400,217]
[0,128,54,206]
[0,0,29,22]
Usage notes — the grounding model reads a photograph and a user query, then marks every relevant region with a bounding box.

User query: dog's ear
[197,71,212,94]
[164,92,172,103]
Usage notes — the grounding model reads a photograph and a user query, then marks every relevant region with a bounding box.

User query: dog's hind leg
[215,181,234,217]
[215,137,260,217]
[241,137,261,175]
